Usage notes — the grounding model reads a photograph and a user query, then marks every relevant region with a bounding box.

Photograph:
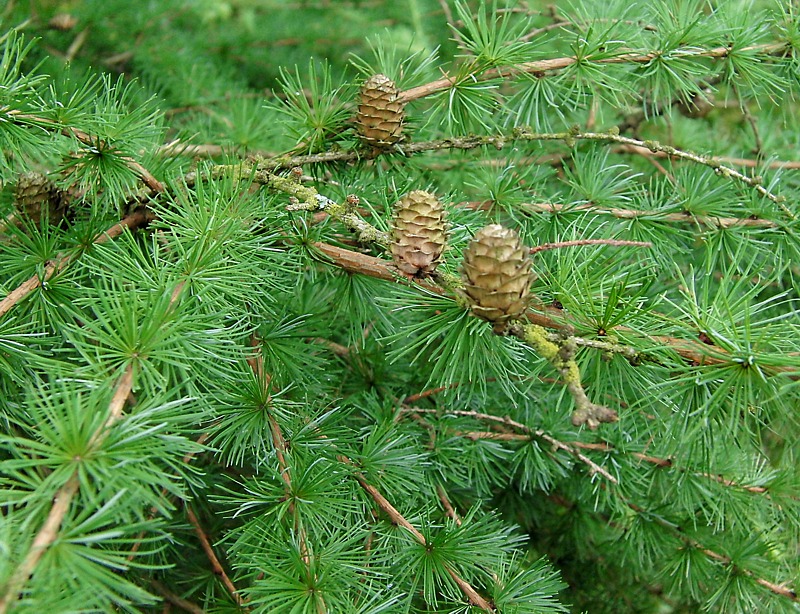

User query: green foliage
[1,1,799,613]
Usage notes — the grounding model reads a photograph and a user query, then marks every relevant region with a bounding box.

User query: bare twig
[530,238,652,254]
[149,580,206,614]
[185,505,244,607]
[732,86,764,156]
[513,129,788,213]
[437,484,462,525]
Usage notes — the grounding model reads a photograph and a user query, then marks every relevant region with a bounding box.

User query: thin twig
[733,86,764,156]
[514,129,788,213]
[149,580,206,614]
[437,484,462,526]
[615,144,800,170]
[530,238,652,254]
[516,201,784,229]
[185,505,244,607]
[268,129,787,218]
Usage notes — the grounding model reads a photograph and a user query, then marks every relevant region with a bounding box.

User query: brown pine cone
[356,74,405,149]
[13,173,69,225]
[390,190,447,277]
[460,224,532,331]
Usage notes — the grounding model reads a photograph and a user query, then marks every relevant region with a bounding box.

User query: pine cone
[13,173,68,225]
[390,190,447,276]
[460,224,532,331]
[356,74,405,149]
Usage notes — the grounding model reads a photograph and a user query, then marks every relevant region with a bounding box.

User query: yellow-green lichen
[524,324,560,362]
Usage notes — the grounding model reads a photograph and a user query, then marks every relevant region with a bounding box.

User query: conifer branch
[312,241,798,376]
[549,493,798,603]
[436,0,465,49]
[625,502,798,602]
[2,5,798,609]
[512,129,788,212]
[245,336,321,609]
[402,406,784,498]
[9,112,165,193]
[397,43,786,102]
[342,457,495,611]
[614,144,800,171]
[0,366,135,614]
[261,128,786,216]
[0,208,153,318]
[514,324,618,428]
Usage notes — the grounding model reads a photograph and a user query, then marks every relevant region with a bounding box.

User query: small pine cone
[460,224,532,331]
[14,173,68,225]
[391,190,447,276]
[356,74,405,149]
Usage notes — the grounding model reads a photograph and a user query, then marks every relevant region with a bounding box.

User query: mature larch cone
[391,190,447,277]
[460,224,532,332]
[13,173,68,225]
[356,74,405,149]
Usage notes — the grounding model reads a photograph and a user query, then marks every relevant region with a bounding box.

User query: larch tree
[0,1,799,613]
